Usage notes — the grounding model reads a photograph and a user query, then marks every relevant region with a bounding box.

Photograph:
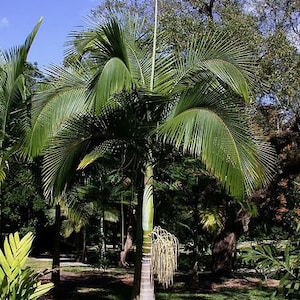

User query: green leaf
[28,282,54,300]
[0,232,53,299]
[77,140,117,170]
[94,57,133,114]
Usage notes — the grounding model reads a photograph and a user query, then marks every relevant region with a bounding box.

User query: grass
[65,285,282,300]
[26,257,92,273]
[157,289,282,300]
[61,266,93,273]
[26,257,52,271]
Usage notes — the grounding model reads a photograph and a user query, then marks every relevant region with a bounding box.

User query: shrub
[0,231,53,299]
[242,240,300,298]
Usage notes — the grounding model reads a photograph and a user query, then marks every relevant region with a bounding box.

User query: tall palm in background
[24,12,275,299]
[0,18,42,238]
[0,18,42,183]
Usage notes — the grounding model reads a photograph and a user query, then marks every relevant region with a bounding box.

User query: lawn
[157,289,281,300]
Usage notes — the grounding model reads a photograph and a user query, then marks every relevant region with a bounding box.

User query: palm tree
[0,18,42,238]
[24,11,275,299]
[0,18,42,181]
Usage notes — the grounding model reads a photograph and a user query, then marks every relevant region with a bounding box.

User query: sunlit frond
[156,84,275,197]
[0,18,42,147]
[59,197,92,238]
[199,208,224,233]
[77,139,120,170]
[92,57,133,113]
[23,63,90,158]
[175,30,258,103]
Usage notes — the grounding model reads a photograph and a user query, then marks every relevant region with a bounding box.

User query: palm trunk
[82,227,87,263]
[132,187,143,299]
[52,204,61,286]
[121,194,125,249]
[139,163,155,300]
[100,211,106,259]
[75,231,81,262]
[138,0,157,297]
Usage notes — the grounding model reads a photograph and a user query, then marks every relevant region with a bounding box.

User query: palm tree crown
[25,15,274,199]
[24,12,276,300]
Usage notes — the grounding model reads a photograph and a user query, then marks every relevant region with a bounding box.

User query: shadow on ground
[41,269,279,300]
[43,270,132,300]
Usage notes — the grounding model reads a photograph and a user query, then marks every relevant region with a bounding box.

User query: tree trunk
[99,212,106,259]
[138,163,155,300]
[211,209,250,276]
[140,234,154,300]
[121,194,125,248]
[132,182,143,299]
[211,231,237,276]
[75,231,81,262]
[120,225,133,267]
[52,204,62,286]
[82,227,87,263]
[190,200,200,288]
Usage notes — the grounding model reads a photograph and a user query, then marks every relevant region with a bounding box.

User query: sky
[0,0,100,68]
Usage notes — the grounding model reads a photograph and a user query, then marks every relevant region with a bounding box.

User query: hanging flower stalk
[151,226,179,288]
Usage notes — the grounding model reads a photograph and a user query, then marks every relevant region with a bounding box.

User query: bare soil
[197,272,279,292]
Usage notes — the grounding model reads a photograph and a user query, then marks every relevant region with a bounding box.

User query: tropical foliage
[0,18,47,247]
[24,14,275,199]
[4,0,300,299]
[0,231,53,300]
[22,6,276,298]
[0,18,42,185]
[242,239,300,298]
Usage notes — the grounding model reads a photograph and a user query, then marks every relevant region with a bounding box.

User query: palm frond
[41,111,130,197]
[104,210,119,223]
[95,18,130,66]
[23,63,89,158]
[199,208,224,233]
[1,17,42,87]
[152,51,176,94]
[92,57,133,114]
[42,113,100,198]
[175,30,258,103]
[77,139,121,170]
[156,85,275,197]
[0,18,42,150]
[59,197,92,237]
[75,17,144,114]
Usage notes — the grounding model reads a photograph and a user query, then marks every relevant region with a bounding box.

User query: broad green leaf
[4,236,14,266]
[0,249,11,278]
[0,232,53,299]
[29,282,54,300]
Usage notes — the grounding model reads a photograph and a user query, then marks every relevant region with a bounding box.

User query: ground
[40,267,280,300]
